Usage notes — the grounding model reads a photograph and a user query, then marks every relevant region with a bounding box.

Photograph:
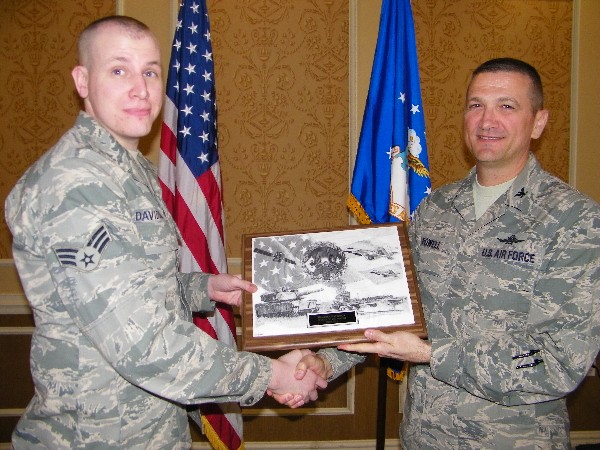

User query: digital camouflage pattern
[5,113,271,449]
[403,154,600,449]
[323,154,599,449]
[317,347,365,381]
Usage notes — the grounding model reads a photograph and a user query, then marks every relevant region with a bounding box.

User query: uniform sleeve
[30,158,271,406]
[429,202,600,406]
[317,348,365,380]
[176,272,216,313]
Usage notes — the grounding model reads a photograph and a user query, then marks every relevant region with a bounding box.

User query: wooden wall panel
[0,335,32,409]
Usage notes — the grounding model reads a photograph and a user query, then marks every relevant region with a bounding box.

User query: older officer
[299,58,600,450]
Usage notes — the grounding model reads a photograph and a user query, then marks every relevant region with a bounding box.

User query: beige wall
[1,0,597,258]
[571,0,600,203]
[1,0,598,447]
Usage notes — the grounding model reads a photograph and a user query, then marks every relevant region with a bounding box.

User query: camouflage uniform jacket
[5,113,271,449]
[402,154,600,449]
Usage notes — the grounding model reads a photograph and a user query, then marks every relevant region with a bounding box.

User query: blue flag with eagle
[347,0,430,225]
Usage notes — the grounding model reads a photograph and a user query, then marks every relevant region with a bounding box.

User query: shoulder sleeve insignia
[53,224,112,271]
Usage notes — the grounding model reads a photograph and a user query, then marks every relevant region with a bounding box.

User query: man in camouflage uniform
[301,58,600,449]
[5,16,326,449]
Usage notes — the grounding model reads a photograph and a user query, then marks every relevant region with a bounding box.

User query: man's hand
[207,274,257,307]
[267,349,328,408]
[293,352,333,381]
[338,329,432,363]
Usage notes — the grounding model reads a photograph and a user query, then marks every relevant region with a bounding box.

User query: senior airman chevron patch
[53,224,112,271]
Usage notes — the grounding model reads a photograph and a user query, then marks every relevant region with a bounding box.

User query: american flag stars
[186,43,197,54]
[184,62,196,75]
[166,3,218,174]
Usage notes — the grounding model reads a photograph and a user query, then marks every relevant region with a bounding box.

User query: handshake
[208,274,332,408]
[209,274,430,408]
[260,328,433,408]
[265,349,333,408]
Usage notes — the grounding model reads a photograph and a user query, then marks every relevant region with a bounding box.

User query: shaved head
[71,15,163,151]
[78,15,155,67]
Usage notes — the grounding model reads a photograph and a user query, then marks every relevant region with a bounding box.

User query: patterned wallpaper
[412,0,572,188]
[0,1,116,258]
[208,0,351,257]
[202,0,572,257]
[0,0,572,259]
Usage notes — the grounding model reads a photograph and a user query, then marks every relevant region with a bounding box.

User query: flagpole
[347,0,431,447]
[376,357,388,449]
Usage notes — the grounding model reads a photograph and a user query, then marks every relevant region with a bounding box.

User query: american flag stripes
[158,1,243,449]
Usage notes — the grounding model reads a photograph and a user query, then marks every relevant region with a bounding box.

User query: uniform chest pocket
[415,229,456,283]
[134,218,178,255]
[129,196,178,257]
[474,232,545,294]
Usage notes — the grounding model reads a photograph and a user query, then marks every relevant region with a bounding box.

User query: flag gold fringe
[347,194,372,225]
[386,361,409,382]
[201,415,245,450]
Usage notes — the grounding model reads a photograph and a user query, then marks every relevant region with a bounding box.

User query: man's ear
[531,109,549,140]
[71,65,89,99]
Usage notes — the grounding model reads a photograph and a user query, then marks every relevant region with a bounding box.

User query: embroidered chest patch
[133,209,164,222]
[480,233,537,265]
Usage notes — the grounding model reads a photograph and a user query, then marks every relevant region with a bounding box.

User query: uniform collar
[503,153,540,213]
[74,111,133,169]
[450,153,540,223]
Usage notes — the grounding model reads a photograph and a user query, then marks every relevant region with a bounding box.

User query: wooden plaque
[241,223,426,351]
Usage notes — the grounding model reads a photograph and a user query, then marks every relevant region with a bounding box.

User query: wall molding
[0,258,244,316]
[0,259,29,315]
[569,0,581,188]
[0,295,29,316]
[1,255,359,419]
[243,369,356,417]
[0,432,598,450]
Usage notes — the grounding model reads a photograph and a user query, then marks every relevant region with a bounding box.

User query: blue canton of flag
[347,0,431,225]
[158,1,244,449]
[163,1,219,179]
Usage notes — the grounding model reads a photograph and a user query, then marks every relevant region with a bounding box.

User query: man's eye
[144,70,158,78]
[112,69,124,76]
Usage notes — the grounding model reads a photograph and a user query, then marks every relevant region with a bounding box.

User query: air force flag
[348,0,431,224]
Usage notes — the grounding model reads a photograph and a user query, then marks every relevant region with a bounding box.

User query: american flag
[158,1,244,449]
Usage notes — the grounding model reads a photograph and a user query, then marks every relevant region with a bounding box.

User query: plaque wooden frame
[241,223,426,351]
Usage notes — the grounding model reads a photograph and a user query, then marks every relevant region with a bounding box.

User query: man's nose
[131,74,149,99]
